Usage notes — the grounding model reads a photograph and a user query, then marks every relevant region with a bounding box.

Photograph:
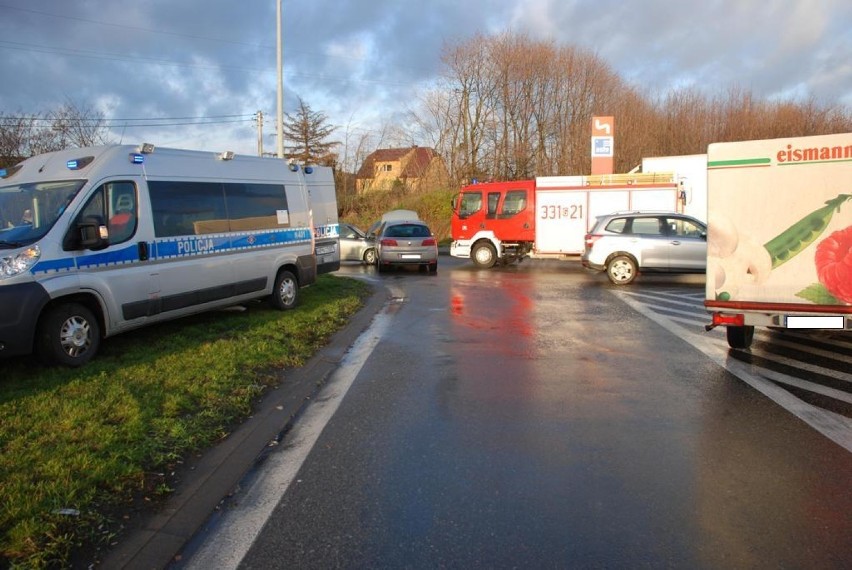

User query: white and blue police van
[0,143,337,366]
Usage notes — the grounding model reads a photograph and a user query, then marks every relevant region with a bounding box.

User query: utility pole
[256,110,263,157]
[276,0,284,159]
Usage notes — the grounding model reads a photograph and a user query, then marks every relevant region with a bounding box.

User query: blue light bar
[130,153,145,164]
[304,166,314,174]
[66,156,94,170]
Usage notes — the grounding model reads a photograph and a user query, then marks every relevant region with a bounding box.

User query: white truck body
[533,175,681,255]
[641,153,708,222]
[705,133,852,347]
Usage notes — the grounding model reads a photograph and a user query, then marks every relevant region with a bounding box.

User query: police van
[0,143,337,366]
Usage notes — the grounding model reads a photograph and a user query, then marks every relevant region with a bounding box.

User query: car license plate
[400,254,421,259]
[316,245,335,255]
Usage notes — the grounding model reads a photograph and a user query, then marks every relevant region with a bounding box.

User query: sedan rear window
[384,224,431,238]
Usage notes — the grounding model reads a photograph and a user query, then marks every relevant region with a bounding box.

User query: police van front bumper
[0,281,50,358]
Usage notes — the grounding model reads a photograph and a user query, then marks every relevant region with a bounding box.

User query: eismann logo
[777,141,852,164]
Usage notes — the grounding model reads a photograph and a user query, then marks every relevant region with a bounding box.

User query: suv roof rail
[607,210,681,215]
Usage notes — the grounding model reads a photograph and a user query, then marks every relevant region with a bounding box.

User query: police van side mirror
[78,216,109,251]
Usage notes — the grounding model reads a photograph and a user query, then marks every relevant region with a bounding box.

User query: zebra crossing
[611,287,852,453]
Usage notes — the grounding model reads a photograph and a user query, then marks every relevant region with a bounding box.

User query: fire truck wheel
[726,325,754,349]
[472,242,497,269]
[606,255,637,285]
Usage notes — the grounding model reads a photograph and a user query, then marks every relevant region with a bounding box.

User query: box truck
[705,133,852,348]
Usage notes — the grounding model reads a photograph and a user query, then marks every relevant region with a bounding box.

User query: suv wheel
[606,255,637,285]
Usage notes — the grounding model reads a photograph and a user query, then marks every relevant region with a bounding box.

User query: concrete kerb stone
[101,283,387,569]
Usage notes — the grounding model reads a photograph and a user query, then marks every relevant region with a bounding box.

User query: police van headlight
[0,245,40,279]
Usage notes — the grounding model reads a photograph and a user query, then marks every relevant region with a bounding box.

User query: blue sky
[1,0,849,163]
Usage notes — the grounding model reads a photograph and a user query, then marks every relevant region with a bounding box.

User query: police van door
[70,178,154,330]
[146,180,237,321]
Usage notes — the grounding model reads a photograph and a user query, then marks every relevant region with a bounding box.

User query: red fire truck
[450,173,684,268]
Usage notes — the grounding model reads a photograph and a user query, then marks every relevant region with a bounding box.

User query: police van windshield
[0,180,85,248]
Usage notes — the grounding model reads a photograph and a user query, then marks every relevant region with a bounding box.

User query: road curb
[100,283,387,569]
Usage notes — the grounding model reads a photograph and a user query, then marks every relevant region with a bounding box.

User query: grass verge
[0,274,370,568]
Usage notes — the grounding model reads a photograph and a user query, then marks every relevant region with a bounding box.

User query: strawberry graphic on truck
[705,133,852,349]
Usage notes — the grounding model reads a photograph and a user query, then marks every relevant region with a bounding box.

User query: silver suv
[581,211,707,285]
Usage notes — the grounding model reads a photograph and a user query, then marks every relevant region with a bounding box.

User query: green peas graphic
[763,194,852,269]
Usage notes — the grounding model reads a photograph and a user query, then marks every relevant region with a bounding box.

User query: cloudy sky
[1,0,850,162]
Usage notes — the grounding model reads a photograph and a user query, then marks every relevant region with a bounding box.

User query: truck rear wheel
[36,303,101,367]
[472,242,497,269]
[726,325,754,349]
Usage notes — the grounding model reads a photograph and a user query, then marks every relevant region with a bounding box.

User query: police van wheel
[271,270,298,310]
[37,303,101,367]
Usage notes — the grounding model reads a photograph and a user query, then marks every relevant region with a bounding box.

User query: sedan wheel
[363,248,377,265]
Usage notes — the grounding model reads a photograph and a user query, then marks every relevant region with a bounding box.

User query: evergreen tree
[282,97,338,166]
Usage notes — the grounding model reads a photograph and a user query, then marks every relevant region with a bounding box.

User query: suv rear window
[604,218,627,233]
[629,217,663,235]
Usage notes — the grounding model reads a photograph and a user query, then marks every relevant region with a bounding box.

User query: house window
[383,164,392,172]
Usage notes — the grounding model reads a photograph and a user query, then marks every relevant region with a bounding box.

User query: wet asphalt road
[193,257,852,568]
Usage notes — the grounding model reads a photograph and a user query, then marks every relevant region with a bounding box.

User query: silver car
[581,211,706,285]
[375,220,438,273]
[339,222,377,264]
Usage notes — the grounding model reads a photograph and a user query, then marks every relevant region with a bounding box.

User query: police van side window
[149,181,227,237]
[107,182,137,243]
[225,183,288,231]
[149,181,289,237]
[64,182,137,249]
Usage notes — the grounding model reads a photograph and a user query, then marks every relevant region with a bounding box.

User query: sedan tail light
[422,238,437,246]
[380,239,398,246]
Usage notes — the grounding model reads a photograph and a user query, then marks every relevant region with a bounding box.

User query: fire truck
[450,173,685,268]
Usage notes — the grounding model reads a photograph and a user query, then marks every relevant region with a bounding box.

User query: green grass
[0,274,370,568]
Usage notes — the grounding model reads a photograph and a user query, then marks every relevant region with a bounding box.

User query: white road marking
[613,290,852,454]
[183,306,393,570]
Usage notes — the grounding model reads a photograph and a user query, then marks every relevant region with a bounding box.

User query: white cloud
[0,0,849,156]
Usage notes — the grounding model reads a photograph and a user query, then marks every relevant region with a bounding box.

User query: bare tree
[47,101,109,149]
[0,101,109,166]
[412,31,852,184]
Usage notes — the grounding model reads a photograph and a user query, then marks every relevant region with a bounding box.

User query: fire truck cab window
[458,192,482,219]
[487,192,500,217]
[499,190,527,218]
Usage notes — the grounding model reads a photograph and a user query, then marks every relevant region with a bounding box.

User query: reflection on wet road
[187,258,852,569]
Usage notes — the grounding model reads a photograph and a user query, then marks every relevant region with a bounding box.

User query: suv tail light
[584,234,601,248]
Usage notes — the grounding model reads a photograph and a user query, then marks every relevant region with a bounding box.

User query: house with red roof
[355,146,448,194]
